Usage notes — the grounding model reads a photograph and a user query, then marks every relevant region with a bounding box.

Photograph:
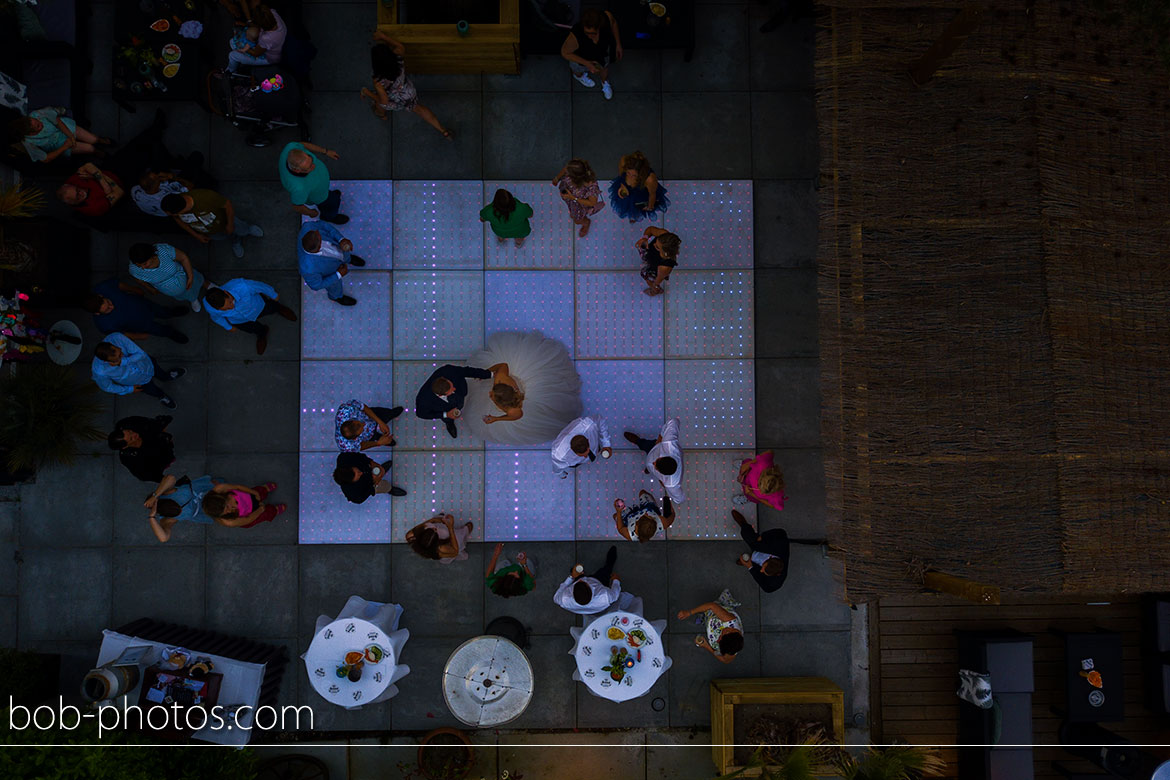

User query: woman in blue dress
[607,150,669,223]
[9,107,111,163]
[145,474,217,542]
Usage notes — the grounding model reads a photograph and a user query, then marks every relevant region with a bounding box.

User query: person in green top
[479,189,534,248]
[486,542,536,598]
[278,141,349,225]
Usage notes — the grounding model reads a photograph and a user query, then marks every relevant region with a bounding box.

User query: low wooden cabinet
[375,0,520,74]
[710,677,845,776]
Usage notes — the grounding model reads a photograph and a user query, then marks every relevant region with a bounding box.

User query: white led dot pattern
[299,180,756,545]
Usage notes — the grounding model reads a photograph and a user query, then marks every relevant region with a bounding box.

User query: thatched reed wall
[818,0,1170,597]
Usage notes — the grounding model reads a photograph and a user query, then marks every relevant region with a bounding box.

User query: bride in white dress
[463,331,583,445]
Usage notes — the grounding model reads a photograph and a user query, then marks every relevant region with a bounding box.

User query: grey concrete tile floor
[0,0,857,751]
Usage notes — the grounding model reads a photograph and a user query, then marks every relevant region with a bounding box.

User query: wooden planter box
[375,0,519,74]
[710,677,846,777]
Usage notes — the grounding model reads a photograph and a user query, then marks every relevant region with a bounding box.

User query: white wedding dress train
[463,331,583,445]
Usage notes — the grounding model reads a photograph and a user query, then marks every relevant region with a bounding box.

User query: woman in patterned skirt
[360,30,453,139]
[552,158,605,237]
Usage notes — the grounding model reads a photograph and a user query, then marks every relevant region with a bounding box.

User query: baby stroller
[206,65,306,147]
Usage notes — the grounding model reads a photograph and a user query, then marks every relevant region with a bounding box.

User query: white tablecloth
[96,630,266,746]
[304,617,396,707]
[573,611,666,702]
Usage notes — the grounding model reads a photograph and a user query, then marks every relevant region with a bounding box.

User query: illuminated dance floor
[298,180,755,544]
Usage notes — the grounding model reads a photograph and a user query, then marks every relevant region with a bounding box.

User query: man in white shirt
[551,415,612,478]
[624,418,685,503]
[552,546,620,615]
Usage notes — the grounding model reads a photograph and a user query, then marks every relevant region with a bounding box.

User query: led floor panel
[485,271,575,357]
[329,180,394,268]
[299,361,395,452]
[392,271,485,360]
[300,180,756,545]
[300,271,392,360]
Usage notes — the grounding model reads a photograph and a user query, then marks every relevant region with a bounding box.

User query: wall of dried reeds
[818,0,1170,597]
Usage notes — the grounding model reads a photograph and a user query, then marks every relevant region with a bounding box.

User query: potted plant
[834,745,946,779]
[0,363,106,479]
[397,727,475,780]
[0,184,45,272]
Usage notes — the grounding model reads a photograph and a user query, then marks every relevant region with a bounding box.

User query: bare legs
[412,103,452,139]
[576,215,592,238]
[71,126,104,154]
[359,88,388,120]
[359,92,452,139]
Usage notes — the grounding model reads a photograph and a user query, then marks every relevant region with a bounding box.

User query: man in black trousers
[732,509,791,593]
[414,364,492,438]
[333,452,406,504]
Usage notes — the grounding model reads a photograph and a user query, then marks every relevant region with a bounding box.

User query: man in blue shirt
[91,332,186,409]
[278,141,349,224]
[82,279,189,343]
[203,277,297,355]
[297,220,367,307]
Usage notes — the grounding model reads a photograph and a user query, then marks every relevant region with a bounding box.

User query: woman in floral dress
[552,158,605,237]
[676,589,744,664]
[360,30,452,139]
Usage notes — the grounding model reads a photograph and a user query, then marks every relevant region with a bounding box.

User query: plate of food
[151,18,170,33]
[162,63,180,78]
[162,43,181,62]
[626,628,647,647]
[606,627,625,640]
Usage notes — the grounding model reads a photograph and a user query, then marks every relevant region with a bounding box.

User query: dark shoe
[334,295,357,306]
[623,431,641,446]
[389,486,407,497]
[159,395,177,409]
[444,419,458,438]
[381,460,393,471]
[605,545,618,566]
[278,304,298,321]
[349,254,367,267]
[731,509,749,528]
[323,214,350,225]
[388,405,405,419]
[169,332,190,344]
[164,368,186,381]
[256,328,269,355]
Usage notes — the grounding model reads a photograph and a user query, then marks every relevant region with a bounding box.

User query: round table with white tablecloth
[573,611,666,702]
[304,617,396,707]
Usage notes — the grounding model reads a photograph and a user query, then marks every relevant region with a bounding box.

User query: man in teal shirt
[278,141,349,225]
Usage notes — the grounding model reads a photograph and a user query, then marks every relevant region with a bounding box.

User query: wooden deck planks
[871,592,1160,778]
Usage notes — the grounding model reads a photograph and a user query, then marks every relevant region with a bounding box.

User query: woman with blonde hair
[552,158,605,237]
[608,151,669,223]
[463,331,582,445]
[735,450,787,511]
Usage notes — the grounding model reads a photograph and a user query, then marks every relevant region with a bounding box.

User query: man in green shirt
[161,189,263,259]
[278,141,349,225]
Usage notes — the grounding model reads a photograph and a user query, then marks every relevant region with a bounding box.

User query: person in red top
[57,162,124,217]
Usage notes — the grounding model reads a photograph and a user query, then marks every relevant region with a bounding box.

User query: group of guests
[474,152,679,297]
[107,415,287,542]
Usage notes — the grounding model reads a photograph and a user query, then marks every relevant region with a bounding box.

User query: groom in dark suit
[414,364,492,438]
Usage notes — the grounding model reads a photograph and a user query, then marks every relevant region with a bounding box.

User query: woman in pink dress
[552,158,605,237]
[735,451,786,511]
[405,514,473,564]
[200,481,287,527]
